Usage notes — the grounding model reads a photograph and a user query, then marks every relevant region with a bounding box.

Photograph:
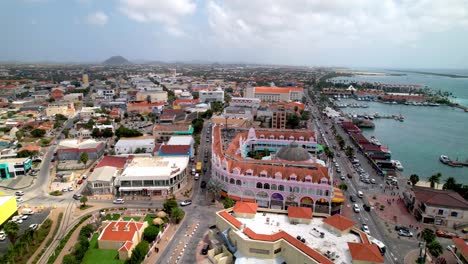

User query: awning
[332,187,345,203]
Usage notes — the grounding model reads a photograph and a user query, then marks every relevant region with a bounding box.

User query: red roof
[453,238,468,256]
[118,241,134,252]
[347,242,384,263]
[218,211,242,228]
[128,102,164,107]
[254,86,303,94]
[233,202,258,214]
[173,99,200,106]
[287,206,312,219]
[99,221,144,242]
[19,145,40,152]
[159,145,190,155]
[96,156,129,169]
[323,214,356,231]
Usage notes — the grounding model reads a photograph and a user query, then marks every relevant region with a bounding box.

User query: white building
[199,89,225,103]
[115,137,155,154]
[116,156,189,196]
[80,107,101,120]
[245,86,304,102]
[87,166,118,195]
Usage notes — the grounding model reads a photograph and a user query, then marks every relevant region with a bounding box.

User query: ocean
[331,70,468,184]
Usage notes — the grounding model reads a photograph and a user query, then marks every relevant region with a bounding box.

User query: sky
[1,0,468,69]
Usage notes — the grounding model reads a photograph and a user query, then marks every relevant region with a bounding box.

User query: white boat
[391,160,404,170]
[440,155,450,164]
[370,136,382,146]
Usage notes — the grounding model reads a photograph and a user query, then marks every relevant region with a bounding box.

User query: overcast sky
[1,0,468,68]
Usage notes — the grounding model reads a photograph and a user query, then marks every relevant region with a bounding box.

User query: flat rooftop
[120,156,189,179]
[235,212,361,264]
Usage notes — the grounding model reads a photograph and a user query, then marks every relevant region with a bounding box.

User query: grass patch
[79,205,93,210]
[122,216,140,221]
[144,214,156,226]
[49,190,63,196]
[105,213,121,220]
[82,234,124,264]
[32,213,63,264]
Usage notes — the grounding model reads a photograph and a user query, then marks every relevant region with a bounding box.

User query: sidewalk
[53,216,94,264]
[143,222,182,264]
[0,175,35,190]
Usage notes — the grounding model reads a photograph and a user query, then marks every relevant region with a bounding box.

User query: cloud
[118,0,196,37]
[87,11,109,26]
[206,0,468,48]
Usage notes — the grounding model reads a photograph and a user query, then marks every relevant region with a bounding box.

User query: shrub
[143,225,159,243]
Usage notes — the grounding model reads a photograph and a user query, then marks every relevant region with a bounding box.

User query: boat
[448,161,463,167]
[440,155,450,164]
[370,136,382,146]
[391,160,404,170]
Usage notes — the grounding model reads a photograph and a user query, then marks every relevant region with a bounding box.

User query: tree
[30,128,46,138]
[79,152,89,168]
[223,197,236,209]
[62,254,79,264]
[163,199,178,214]
[17,150,38,158]
[126,241,149,264]
[428,173,442,189]
[170,207,185,224]
[421,228,436,243]
[143,225,159,243]
[63,128,70,138]
[15,131,24,140]
[443,177,457,190]
[339,183,348,191]
[4,221,20,244]
[80,195,88,207]
[428,240,443,258]
[345,146,355,158]
[286,114,300,129]
[207,178,224,202]
[409,174,420,186]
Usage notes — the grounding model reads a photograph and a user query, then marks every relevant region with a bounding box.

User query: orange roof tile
[287,206,312,219]
[233,202,258,214]
[453,238,468,256]
[254,86,303,94]
[347,242,384,263]
[218,211,242,228]
[19,145,40,152]
[99,221,144,242]
[323,214,356,231]
[118,241,134,252]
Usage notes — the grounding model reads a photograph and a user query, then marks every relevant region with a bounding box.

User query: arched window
[229,178,235,184]
[256,182,263,189]
[289,136,294,140]
[317,189,323,196]
[236,180,242,186]
[275,172,282,179]
[271,184,277,190]
[233,167,241,175]
[279,135,284,140]
[264,183,270,190]
[289,174,297,181]
[278,185,285,191]
[321,178,328,184]
[299,136,304,141]
[301,187,307,194]
[293,187,300,193]
[325,190,330,196]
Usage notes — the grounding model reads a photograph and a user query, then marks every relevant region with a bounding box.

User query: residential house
[127,102,164,115]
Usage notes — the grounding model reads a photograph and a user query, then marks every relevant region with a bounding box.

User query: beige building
[245,86,304,102]
[45,102,75,117]
[136,90,168,103]
[98,220,148,260]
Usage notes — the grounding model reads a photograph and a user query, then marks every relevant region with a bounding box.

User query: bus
[196,162,202,173]
[370,237,386,255]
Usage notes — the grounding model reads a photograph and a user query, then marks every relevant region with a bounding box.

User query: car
[0,233,5,241]
[361,224,370,235]
[77,179,83,184]
[15,191,25,196]
[336,168,341,173]
[20,214,28,220]
[353,204,361,213]
[334,162,339,167]
[347,173,352,179]
[200,181,207,188]
[113,198,125,204]
[436,230,458,238]
[68,186,73,191]
[462,227,468,234]
[15,219,23,224]
[16,197,23,202]
[180,200,192,206]
[73,194,83,200]
[395,225,410,232]
[349,195,356,202]
[340,175,346,180]
[62,188,69,192]
[398,229,413,237]
[370,179,376,184]
[201,244,209,255]
[82,174,88,179]
[447,244,455,251]
[29,224,38,230]
[336,152,341,157]
[363,204,371,211]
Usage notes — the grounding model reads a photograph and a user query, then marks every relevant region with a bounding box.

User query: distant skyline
[2,0,468,69]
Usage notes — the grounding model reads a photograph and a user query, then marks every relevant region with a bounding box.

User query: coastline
[388,69,468,78]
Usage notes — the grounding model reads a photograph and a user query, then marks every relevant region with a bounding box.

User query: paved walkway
[143,222,182,264]
[53,216,95,264]
[0,174,35,190]
[26,208,64,264]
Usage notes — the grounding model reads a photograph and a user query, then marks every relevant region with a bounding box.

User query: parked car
[15,191,25,196]
[462,227,468,234]
[362,224,370,235]
[340,174,346,180]
[363,204,371,211]
[20,214,28,220]
[0,232,5,241]
[77,179,83,185]
[353,204,361,213]
[395,225,410,232]
[200,181,207,188]
[16,197,23,202]
[73,194,83,200]
[436,230,458,238]
[113,198,125,204]
[68,186,74,191]
[62,188,69,192]
[349,195,356,202]
[201,244,209,255]
[370,179,376,184]
[29,224,38,230]
[398,229,413,237]
[180,200,192,206]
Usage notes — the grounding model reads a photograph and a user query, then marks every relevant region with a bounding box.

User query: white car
[0,233,5,241]
[16,197,23,202]
[361,224,370,235]
[113,198,125,204]
[180,200,192,206]
[62,188,69,192]
[20,214,28,220]
[15,191,25,196]
[353,204,361,213]
[15,219,23,224]
[29,224,39,230]
[68,186,74,191]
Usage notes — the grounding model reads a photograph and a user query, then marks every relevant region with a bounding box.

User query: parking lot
[0,209,51,254]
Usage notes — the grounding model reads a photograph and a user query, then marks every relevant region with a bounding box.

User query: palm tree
[409,174,419,186]
[443,177,457,190]
[207,178,225,202]
[345,146,355,158]
[428,173,442,189]
[4,221,20,244]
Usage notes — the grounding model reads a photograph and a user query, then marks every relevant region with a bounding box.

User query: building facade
[199,89,225,103]
[272,108,287,129]
[245,86,304,102]
[0,157,32,180]
[115,137,155,154]
[45,102,75,117]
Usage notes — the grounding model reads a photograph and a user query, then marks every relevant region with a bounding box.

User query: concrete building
[153,124,193,142]
[127,102,164,115]
[245,86,304,102]
[97,88,116,100]
[272,108,287,129]
[404,186,468,228]
[0,157,32,180]
[57,139,106,161]
[453,237,468,263]
[215,204,384,264]
[161,135,195,158]
[230,97,261,109]
[135,90,168,103]
[45,102,75,117]
[79,107,101,120]
[82,74,89,85]
[98,220,148,260]
[87,166,118,195]
[63,93,83,102]
[199,89,225,103]
[115,136,155,154]
[115,156,189,197]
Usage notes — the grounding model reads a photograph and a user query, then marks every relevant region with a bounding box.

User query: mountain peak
[103,56,131,65]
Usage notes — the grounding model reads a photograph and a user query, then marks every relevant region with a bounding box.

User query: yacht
[370,136,382,146]
[391,160,404,171]
[440,155,450,164]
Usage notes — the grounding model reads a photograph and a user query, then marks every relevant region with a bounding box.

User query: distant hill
[103,56,131,65]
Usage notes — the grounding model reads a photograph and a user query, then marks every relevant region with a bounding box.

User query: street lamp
[418,241,426,263]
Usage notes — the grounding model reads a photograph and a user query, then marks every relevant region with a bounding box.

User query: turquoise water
[332,69,468,107]
[339,99,468,183]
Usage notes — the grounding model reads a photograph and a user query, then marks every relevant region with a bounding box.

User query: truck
[196,162,202,173]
